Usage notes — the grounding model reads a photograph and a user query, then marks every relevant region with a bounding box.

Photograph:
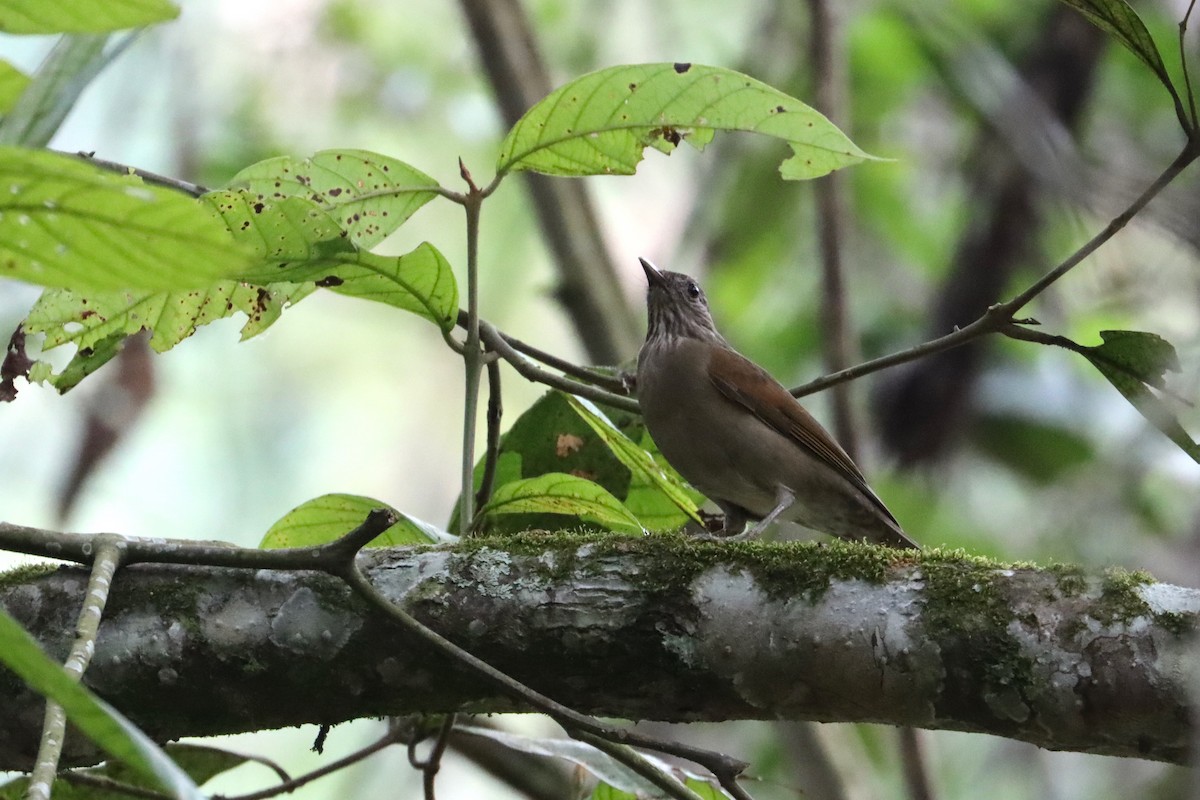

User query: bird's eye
[686,282,701,299]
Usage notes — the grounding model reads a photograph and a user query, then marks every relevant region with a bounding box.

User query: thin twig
[474,357,503,514]
[26,535,124,800]
[476,320,640,413]
[456,310,626,392]
[333,560,749,788]
[1179,0,1199,132]
[421,715,457,800]
[220,725,406,800]
[64,151,209,197]
[790,143,1200,399]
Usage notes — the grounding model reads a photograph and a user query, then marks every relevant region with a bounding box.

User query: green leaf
[497,63,876,180]
[260,493,451,548]
[0,147,256,291]
[564,394,702,526]
[0,607,201,798]
[1057,0,1175,96]
[449,391,701,534]
[23,281,312,392]
[0,36,121,147]
[0,59,30,114]
[1078,330,1200,462]
[204,190,459,331]
[0,0,178,34]
[477,473,645,534]
[228,149,441,249]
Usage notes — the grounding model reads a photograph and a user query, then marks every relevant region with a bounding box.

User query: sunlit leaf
[0,148,256,291]
[476,473,644,534]
[0,0,178,34]
[1078,330,1200,462]
[0,607,201,798]
[204,190,459,331]
[23,281,312,392]
[228,149,440,249]
[497,63,877,180]
[260,493,452,549]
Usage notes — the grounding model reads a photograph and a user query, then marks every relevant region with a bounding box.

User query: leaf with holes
[228,149,440,249]
[0,148,256,290]
[260,493,452,549]
[23,280,312,393]
[205,190,459,331]
[1079,330,1200,462]
[497,63,877,180]
[0,0,177,34]
[476,473,644,534]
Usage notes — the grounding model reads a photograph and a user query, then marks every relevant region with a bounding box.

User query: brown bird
[636,258,918,548]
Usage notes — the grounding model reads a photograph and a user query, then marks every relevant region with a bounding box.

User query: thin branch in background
[417,716,456,800]
[1178,0,1199,131]
[790,142,1199,401]
[222,724,407,800]
[474,357,503,515]
[807,0,859,457]
[26,536,124,800]
[70,151,210,196]
[898,727,935,800]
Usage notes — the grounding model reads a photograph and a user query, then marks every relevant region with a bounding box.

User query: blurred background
[2,0,1199,797]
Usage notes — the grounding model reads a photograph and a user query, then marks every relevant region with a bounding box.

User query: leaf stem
[458,159,485,534]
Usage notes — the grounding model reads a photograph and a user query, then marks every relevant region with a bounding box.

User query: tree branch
[0,536,1192,770]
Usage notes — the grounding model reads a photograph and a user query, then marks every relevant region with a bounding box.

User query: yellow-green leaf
[0,147,255,291]
[497,63,876,180]
[0,0,178,34]
[260,493,452,549]
[477,473,644,534]
[228,149,440,249]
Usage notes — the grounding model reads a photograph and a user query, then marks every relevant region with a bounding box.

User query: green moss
[919,554,1033,696]
[1155,611,1196,637]
[1093,567,1155,625]
[1045,563,1088,597]
[0,562,61,588]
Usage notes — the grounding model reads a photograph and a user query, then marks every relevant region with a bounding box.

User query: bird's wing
[706,346,901,526]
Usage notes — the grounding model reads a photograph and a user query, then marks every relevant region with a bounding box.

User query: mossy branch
[0,535,1193,770]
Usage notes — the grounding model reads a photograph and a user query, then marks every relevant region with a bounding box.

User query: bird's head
[639,258,723,346]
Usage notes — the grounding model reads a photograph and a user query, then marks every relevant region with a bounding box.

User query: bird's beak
[639,257,666,288]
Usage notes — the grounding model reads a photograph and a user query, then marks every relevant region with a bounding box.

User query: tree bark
[0,537,1194,769]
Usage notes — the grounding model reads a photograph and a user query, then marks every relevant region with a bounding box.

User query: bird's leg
[733,486,796,540]
[713,501,751,537]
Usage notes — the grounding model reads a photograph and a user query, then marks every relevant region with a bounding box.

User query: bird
[635,258,918,549]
